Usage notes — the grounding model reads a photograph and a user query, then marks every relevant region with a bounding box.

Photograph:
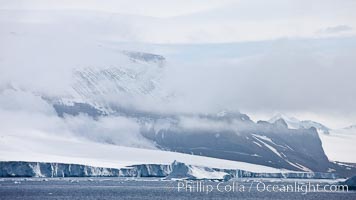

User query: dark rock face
[150,124,328,172]
[142,113,328,172]
[142,113,356,177]
[53,102,105,118]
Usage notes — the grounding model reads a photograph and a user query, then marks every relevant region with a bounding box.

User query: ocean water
[0,178,355,200]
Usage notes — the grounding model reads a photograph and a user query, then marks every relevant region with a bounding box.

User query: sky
[1,0,356,43]
[0,0,356,128]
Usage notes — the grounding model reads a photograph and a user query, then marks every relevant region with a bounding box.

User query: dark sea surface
[0,178,355,200]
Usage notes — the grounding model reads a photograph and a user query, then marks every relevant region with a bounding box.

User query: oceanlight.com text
[175,181,348,194]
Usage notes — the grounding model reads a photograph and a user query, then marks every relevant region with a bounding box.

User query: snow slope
[319,128,356,163]
[0,130,285,173]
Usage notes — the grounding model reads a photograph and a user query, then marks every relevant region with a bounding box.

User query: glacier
[0,161,339,180]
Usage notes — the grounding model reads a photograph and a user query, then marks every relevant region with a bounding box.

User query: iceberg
[342,175,356,190]
[165,161,229,180]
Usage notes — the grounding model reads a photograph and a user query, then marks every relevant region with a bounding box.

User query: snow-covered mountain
[269,113,330,134]
[1,47,354,176]
[72,51,165,99]
[2,53,354,176]
[1,8,355,179]
[54,50,167,109]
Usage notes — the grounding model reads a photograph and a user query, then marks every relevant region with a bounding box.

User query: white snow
[253,136,282,158]
[252,134,283,158]
[268,113,330,134]
[319,128,356,163]
[253,141,262,147]
[285,160,311,172]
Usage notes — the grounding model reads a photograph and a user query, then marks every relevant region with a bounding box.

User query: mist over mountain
[268,113,330,134]
[1,2,356,179]
[1,50,355,176]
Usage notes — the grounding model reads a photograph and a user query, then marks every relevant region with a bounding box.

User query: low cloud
[160,38,356,128]
[64,115,155,149]
[0,89,156,149]
[1,3,356,130]
[318,25,353,34]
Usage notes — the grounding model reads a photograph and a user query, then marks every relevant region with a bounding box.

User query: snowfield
[319,128,356,163]
[0,130,286,173]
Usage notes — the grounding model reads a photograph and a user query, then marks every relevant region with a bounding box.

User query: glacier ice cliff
[0,161,340,180]
[0,161,171,178]
[0,161,121,177]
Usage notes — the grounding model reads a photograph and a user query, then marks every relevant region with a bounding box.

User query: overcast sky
[1,0,356,43]
[0,0,356,128]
